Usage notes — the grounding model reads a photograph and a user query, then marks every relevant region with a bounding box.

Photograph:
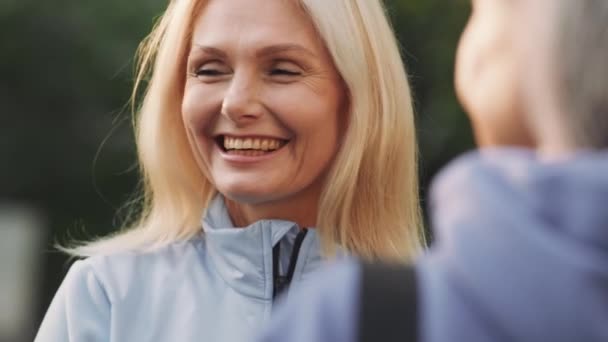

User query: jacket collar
[201,195,322,300]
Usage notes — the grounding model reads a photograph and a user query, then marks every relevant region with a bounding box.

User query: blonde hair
[68,0,424,262]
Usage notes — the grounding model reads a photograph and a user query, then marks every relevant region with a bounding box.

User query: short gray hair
[556,0,608,148]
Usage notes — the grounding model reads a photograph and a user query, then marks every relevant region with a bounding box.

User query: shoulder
[35,259,111,341]
[36,239,209,341]
[56,258,109,308]
[79,239,206,302]
[84,238,205,271]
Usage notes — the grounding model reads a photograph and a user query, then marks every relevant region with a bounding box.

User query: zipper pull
[272,228,309,300]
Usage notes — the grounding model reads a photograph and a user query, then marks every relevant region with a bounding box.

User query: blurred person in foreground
[34,0,424,341]
[258,0,608,341]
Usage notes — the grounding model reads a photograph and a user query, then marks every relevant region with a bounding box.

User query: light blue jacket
[35,196,324,342]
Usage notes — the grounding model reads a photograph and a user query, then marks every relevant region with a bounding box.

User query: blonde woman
[35,0,423,341]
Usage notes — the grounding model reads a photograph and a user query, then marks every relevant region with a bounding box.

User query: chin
[219,187,278,205]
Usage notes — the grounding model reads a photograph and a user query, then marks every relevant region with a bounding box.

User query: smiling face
[182,0,345,217]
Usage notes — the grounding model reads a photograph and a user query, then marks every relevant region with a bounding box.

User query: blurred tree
[1,0,165,338]
[389,4,472,167]
[387,0,474,238]
[0,0,472,337]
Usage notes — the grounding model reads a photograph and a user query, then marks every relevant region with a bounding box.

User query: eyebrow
[190,43,318,59]
[255,44,317,58]
[190,45,229,59]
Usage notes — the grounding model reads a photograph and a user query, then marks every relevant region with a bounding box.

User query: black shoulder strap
[358,262,418,342]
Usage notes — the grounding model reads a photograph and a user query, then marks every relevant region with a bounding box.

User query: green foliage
[387,0,474,183]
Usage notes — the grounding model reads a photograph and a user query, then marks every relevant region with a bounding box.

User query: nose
[221,71,265,125]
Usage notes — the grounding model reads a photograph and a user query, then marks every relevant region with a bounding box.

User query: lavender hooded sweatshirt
[258,149,608,342]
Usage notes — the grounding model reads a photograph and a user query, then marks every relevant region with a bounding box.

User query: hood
[426,148,608,341]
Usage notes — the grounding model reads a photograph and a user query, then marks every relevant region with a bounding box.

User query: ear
[469,97,537,149]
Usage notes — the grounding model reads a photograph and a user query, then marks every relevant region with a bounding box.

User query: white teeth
[260,139,269,150]
[223,137,286,151]
[252,139,261,149]
[243,138,252,149]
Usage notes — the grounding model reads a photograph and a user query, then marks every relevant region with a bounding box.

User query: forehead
[192,0,320,49]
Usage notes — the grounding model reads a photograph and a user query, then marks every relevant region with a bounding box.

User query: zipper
[272,228,309,300]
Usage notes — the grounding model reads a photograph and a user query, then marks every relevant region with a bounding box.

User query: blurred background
[0,1,471,340]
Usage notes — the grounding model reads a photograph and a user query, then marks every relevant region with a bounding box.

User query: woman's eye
[269,68,302,76]
[196,68,226,76]
[193,62,231,78]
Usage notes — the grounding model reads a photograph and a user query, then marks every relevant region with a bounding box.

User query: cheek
[302,99,342,171]
[182,84,220,138]
[181,84,223,170]
[269,86,342,174]
[181,86,201,132]
[281,87,342,144]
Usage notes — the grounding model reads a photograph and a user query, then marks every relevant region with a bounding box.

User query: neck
[536,140,579,161]
[224,183,322,228]
[531,111,580,160]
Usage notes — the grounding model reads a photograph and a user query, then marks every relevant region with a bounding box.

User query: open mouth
[215,135,290,156]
